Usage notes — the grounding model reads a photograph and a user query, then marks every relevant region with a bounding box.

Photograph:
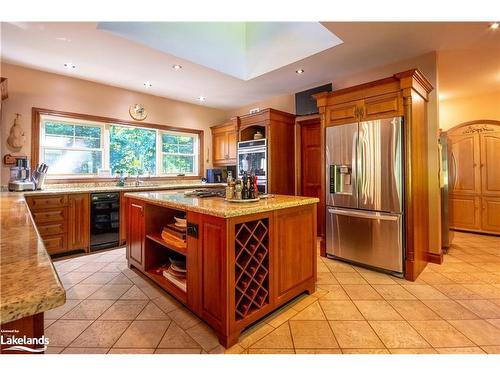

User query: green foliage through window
[161,133,196,175]
[109,125,156,175]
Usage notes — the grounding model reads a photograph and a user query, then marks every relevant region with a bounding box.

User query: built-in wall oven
[90,192,120,251]
[237,139,267,193]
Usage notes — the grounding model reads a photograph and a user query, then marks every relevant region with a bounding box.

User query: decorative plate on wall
[129,104,147,121]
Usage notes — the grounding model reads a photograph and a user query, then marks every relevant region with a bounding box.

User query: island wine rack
[234,218,270,320]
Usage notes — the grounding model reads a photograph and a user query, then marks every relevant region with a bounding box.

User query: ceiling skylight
[97,22,343,81]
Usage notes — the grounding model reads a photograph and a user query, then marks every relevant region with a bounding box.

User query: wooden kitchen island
[124,191,318,347]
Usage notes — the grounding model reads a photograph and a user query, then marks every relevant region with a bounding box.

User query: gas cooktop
[184,189,226,198]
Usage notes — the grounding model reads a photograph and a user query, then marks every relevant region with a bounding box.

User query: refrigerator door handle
[328,208,399,221]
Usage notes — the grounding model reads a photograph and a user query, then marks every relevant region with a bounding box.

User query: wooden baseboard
[426,251,443,264]
[319,236,326,257]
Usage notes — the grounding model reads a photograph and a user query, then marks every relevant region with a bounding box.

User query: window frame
[40,116,105,177]
[32,107,204,183]
[159,129,199,176]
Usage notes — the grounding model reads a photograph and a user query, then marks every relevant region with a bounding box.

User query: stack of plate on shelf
[161,216,187,246]
[162,255,186,290]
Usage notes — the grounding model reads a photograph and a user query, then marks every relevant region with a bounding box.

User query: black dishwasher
[90,192,120,251]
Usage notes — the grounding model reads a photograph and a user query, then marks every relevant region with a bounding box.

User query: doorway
[298,117,323,239]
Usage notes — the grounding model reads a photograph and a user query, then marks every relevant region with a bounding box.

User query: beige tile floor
[45,231,500,354]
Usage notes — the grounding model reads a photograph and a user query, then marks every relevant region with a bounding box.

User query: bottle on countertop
[225,173,234,200]
[235,179,242,200]
[249,172,255,199]
[241,172,249,200]
[253,175,259,198]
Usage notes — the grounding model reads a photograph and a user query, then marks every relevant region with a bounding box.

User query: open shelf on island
[146,232,187,256]
[142,202,188,304]
[145,269,187,303]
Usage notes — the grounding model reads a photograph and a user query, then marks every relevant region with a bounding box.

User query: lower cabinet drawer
[43,235,67,254]
[26,195,68,209]
[32,209,66,224]
[37,222,66,236]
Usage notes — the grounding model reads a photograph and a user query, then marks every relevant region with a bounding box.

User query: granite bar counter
[0,181,224,353]
[124,191,319,218]
[20,182,225,195]
[0,193,66,353]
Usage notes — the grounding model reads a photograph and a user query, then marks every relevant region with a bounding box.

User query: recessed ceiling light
[64,63,76,69]
[143,81,152,88]
[490,22,499,30]
[296,69,305,74]
[198,96,206,102]
[172,64,182,70]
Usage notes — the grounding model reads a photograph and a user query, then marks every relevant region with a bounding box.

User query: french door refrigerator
[325,117,404,275]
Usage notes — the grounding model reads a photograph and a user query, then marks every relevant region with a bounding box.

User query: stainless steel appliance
[206,168,223,183]
[439,133,453,251]
[237,139,267,193]
[325,117,404,275]
[8,158,35,192]
[90,192,120,251]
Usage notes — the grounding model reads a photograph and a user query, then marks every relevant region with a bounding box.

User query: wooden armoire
[315,69,434,281]
[445,120,500,235]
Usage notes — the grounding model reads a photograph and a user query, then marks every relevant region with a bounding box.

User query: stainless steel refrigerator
[325,117,404,275]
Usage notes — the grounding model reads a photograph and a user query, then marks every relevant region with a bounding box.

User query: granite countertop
[21,182,225,195]
[124,191,320,218]
[0,193,66,324]
[0,181,224,324]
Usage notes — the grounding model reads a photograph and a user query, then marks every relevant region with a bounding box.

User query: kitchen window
[109,124,157,175]
[37,111,202,179]
[40,119,104,175]
[160,131,198,175]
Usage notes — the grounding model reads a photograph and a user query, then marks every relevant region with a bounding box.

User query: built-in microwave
[237,139,267,193]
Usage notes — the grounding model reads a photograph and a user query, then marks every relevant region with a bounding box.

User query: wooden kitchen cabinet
[68,193,90,251]
[211,119,238,166]
[316,69,434,281]
[127,199,145,270]
[26,194,69,256]
[449,194,481,231]
[125,196,316,347]
[119,192,127,245]
[238,109,296,195]
[362,92,402,120]
[323,92,403,127]
[325,101,359,126]
[481,196,500,233]
[445,121,500,235]
[27,192,90,255]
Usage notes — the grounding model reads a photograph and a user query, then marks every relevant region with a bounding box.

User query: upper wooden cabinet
[446,121,500,235]
[316,69,434,281]
[213,109,296,195]
[322,92,403,126]
[211,119,239,166]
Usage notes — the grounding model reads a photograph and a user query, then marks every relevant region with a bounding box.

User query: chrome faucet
[135,174,144,187]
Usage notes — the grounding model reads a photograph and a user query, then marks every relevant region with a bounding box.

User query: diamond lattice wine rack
[234,218,270,320]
